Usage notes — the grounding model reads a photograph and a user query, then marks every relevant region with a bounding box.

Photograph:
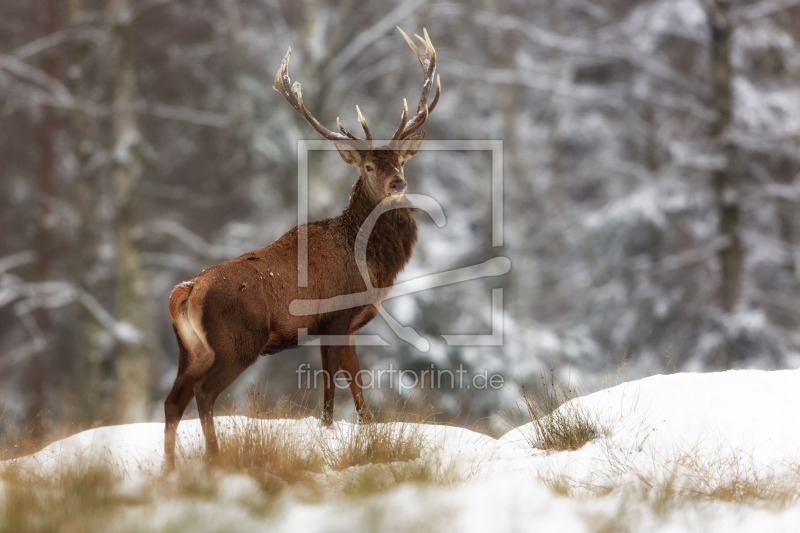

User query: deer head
[273,27,440,203]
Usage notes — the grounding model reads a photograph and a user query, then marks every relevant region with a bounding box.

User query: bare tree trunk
[777,197,797,277]
[219,0,252,171]
[68,0,110,425]
[706,0,742,367]
[707,1,740,310]
[542,0,568,321]
[107,0,150,423]
[302,0,331,195]
[27,0,61,445]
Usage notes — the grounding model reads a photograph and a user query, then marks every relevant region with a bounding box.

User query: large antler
[273,47,373,148]
[391,27,441,145]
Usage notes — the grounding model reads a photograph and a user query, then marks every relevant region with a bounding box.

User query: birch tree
[107,0,150,423]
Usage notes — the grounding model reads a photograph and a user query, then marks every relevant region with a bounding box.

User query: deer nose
[390,180,406,193]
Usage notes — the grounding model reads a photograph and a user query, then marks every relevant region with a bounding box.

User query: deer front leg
[340,340,370,422]
[320,343,343,426]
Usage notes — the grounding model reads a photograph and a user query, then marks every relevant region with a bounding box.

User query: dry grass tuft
[178,384,325,487]
[216,419,325,485]
[538,446,800,516]
[507,365,602,452]
[0,391,457,531]
[625,451,800,511]
[323,398,428,472]
[337,457,461,497]
[172,387,444,495]
[0,461,129,533]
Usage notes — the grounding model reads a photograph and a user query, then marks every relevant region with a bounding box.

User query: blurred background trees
[2,0,800,442]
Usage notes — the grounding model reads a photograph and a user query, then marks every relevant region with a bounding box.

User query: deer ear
[399,132,426,160]
[334,142,363,167]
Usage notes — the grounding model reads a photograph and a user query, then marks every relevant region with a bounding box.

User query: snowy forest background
[3,0,800,443]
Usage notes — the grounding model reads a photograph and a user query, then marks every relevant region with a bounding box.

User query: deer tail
[169,281,193,321]
[169,280,215,378]
[169,282,194,376]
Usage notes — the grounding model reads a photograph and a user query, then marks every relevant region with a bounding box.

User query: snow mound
[8,369,800,484]
[6,369,800,532]
[503,368,800,454]
[12,414,494,478]
[494,369,800,484]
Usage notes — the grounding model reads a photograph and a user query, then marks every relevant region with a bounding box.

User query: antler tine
[336,117,359,140]
[391,98,410,144]
[427,75,441,114]
[356,106,373,142]
[397,27,425,71]
[392,27,440,142]
[273,47,373,148]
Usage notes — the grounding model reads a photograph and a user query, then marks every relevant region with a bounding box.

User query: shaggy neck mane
[340,178,418,287]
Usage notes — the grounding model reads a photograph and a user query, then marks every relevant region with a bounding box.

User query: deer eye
[365,165,373,172]
[400,161,405,167]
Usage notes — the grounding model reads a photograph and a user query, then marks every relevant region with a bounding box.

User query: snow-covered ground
[5,369,800,532]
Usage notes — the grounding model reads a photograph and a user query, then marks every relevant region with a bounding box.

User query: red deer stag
[164,28,441,468]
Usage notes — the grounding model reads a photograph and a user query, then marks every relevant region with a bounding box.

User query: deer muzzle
[389,179,407,196]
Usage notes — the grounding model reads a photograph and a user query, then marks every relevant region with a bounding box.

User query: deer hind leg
[164,326,199,470]
[165,301,216,469]
[340,340,370,422]
[164,372,199,470]
[193,354,250,460]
